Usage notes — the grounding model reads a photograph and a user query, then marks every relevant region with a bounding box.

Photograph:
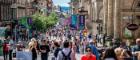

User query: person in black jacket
[54,42,61,58]
[40,40,50,60]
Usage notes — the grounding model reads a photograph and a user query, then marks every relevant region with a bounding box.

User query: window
[137,2,140,7]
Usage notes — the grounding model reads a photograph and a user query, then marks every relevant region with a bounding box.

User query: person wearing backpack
[57,41,74,60]
[52,41,61,60]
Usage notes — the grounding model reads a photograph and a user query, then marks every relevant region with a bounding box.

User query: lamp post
[78,7,88,30]
[11,3,18,42]
[78,7,88,38]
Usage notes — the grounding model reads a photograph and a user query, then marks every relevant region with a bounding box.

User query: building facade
[74,0,140,40]
[102,0,140,40]
[0,0,15,25]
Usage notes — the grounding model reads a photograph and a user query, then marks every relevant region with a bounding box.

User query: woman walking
[29,38,37,60]
[3,40,9,60]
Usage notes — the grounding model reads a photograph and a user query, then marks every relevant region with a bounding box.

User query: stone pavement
[0,53,82,60]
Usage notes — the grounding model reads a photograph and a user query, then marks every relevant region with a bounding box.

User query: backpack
[54,48,61,57]
[61,50,71,60]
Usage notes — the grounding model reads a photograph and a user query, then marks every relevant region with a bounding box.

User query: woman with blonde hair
[28,38,38,60]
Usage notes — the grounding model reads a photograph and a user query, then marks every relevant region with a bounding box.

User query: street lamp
[78,7,88,30]
[11,3,18,42]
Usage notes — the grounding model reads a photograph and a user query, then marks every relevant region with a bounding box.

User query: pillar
[103,0,108,34]
[107,0,114,36]
[114,0,120,39]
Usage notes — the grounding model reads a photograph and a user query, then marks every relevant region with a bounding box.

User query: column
[114,0,120,39]
[107,0,114,36]
[103,0,108,34]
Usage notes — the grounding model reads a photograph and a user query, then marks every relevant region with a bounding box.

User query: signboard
[127,24,139,31]
[79,15,85,30]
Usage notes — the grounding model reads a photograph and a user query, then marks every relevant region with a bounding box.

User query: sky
[52,0,70,7]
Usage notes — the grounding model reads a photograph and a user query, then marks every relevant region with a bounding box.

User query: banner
[79,15,85,30]
[19,17,31,29]
[70,14,78,29]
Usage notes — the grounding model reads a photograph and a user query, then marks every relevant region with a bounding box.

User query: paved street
[42,53,82,60]
[0,53,82,60]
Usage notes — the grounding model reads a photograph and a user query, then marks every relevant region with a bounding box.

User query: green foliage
[31,12,58,32]
[124,28,133,39]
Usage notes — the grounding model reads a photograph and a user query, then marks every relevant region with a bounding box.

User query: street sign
[127,24,139,31]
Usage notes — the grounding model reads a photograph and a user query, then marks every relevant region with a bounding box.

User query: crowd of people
[13,37,140,60]
[1,28,140,60]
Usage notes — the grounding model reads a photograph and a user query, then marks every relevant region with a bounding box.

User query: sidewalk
[0,49,28,60]
[0,56,17,60]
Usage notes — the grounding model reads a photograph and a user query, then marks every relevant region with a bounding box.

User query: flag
[19,17,31,29]
[79,15,85,30]
[70,14,78,29]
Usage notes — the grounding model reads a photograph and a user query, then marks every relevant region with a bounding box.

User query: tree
[32,12,44,31]
[46,12,58,28]
[31,12,58,32]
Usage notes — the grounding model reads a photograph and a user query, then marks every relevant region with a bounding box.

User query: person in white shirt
[8,36,14,60]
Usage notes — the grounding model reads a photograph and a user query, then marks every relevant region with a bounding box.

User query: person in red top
[3,40,9,60]
[81,47,96,60]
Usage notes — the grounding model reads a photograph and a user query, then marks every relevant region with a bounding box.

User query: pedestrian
[81,46,96,60]
[89,41,99,60]
[29,38,37,60]
[3,40,9,60]
[132,38,140,60]
[53,41,61,60]
[8,36,14,60]
[102,47,117,60]
[40,40,50,60]
[57,41,74,60]
[81,39,88,54]
[69,41,76,60]
[120,49,132,60]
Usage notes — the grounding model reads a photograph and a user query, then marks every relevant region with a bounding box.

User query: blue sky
[52,0,70,7]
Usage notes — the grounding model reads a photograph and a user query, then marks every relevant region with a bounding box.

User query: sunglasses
[86,49,91,52]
